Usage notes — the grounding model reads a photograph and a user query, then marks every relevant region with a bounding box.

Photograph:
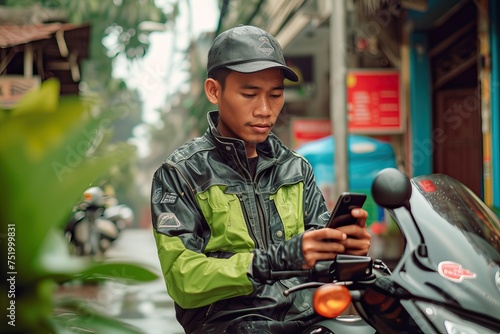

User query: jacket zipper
[253,188,269,250]
[234,153,275,251]
[253,159,273,250]
[233,153,266,250]
[238,194,261,249]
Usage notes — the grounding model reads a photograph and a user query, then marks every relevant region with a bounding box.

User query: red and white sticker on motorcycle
[438,261,477,283]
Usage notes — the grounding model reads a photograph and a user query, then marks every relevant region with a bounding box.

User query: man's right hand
[301,228,347,269]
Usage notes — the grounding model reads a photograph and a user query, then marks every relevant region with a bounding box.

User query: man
[151,25,371,333]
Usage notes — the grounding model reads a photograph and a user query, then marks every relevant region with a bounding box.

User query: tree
[2,0,180,224]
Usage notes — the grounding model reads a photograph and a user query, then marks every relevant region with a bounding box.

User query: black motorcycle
[65,187,133,256]
[274,168,500,333]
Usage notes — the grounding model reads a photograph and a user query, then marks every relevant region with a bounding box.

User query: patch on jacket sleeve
[152,186,163,204]
[160,192,178,204]
[319,211,330,223]
[158,212,181,228]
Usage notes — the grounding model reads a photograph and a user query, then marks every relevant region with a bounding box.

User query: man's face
[212,68,285,156]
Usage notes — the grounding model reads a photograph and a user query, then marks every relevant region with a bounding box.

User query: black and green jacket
[151,111,330,332]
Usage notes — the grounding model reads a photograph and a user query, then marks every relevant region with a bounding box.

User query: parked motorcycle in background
[269,168,500,334]
[65,186,134,256]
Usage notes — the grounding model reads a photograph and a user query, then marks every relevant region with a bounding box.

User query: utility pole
[330,0,349,198]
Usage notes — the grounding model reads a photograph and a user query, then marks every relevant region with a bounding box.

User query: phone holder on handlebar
[334,255,373,281]
[282,255,373,297]
[311,255,373,282]
[310,260,335,282]
[272,255,373,283]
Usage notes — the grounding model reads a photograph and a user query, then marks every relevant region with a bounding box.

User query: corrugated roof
[0,23,86,48]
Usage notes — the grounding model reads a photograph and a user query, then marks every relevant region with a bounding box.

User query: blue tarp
[296,135,397,189]
[296,135,397,223]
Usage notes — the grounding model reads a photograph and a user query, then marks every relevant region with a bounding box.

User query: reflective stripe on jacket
[151,111,329,332]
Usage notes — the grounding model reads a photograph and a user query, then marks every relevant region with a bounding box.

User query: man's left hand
[336,208,371,256]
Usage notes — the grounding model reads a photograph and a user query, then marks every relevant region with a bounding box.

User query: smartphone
[325,192,367,228]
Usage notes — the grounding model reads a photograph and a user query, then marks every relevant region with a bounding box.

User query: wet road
[96,228,184,334]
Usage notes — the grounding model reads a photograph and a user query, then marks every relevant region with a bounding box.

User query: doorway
[428,0,482,196]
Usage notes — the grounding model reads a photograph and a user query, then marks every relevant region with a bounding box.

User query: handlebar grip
[269,260,336,281]
[268,256,372,282]
[270,269,311,280]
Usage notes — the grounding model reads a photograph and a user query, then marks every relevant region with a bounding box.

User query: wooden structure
[0,22,90,99]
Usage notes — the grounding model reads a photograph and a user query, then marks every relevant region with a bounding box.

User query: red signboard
[291,118,331,149]
[290,70,402,148]
[346,70,403,133]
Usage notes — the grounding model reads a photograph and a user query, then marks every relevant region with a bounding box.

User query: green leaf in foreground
[77,262,159,284]
[0,78,155,333]
[52,299,144,334]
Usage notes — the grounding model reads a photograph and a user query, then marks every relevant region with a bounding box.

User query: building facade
[215,0,499,210]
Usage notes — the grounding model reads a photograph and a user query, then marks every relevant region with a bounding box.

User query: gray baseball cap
[207,25,299,82]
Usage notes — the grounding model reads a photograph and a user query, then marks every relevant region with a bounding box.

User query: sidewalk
[103,228,184,334]
[55,228,184,334]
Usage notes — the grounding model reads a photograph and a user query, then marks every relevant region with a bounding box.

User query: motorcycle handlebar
[269,260,336,282]
[270,269,312,280]
[269,255,374,282]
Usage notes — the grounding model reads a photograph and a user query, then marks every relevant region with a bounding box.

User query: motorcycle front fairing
[359,174,500,333]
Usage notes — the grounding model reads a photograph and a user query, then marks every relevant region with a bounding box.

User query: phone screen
[326,193,367,228]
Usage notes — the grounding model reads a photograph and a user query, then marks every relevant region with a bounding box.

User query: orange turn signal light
[313,284,352,318]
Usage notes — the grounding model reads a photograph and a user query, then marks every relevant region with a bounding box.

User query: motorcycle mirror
[313,284,352,318]
[371,168,431,260]
[371,168,412,209]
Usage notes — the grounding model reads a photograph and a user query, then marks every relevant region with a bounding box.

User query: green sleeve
[151,163,255,309]
[154,227,254,309]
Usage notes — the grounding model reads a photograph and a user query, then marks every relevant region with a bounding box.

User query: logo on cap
[258,37,274,56]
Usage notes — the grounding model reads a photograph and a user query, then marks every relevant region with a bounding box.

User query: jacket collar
[206,110,274,159]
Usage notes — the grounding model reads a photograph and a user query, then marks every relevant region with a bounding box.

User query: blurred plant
[0,78,158,333]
